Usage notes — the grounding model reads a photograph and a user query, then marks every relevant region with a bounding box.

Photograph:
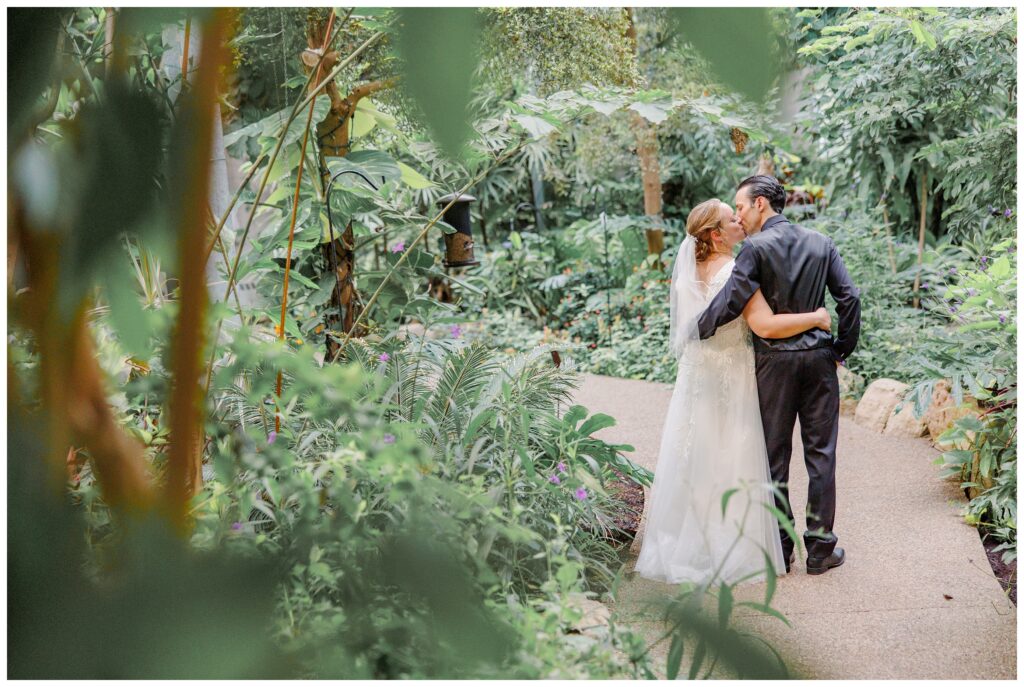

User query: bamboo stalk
[913,171,928,309]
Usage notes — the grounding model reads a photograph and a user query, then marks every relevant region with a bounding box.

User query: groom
[698,175,861,575]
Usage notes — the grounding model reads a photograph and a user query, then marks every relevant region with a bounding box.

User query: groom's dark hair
[737,175,786,213]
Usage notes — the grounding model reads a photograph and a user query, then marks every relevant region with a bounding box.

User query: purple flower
[231,522,243,531]
[922,282,930,290]
[948,267,958,275]
[383,433,396,444]
[1005,209,1013,218]
[949,306,958,314]
[379,352,390,362]
[502,240,513,249]
[548,474,561,485]
[556,461,568,474]
[391,240,406,254]
[267,430,277,445]
[1008,245,1017,254]
[574,487,588,501]
[967,288,977,297]
[449,324,462,338]
[999,314,1007,324]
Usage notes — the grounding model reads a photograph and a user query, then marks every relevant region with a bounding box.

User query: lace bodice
[680,260,753,369]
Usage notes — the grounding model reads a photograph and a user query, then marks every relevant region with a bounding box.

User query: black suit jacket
[697,214,861,361]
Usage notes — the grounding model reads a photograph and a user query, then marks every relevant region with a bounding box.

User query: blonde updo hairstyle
[686,198,725,263]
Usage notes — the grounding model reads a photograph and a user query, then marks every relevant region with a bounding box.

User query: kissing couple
[635,174,861,585]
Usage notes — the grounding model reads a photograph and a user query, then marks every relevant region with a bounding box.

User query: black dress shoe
[806,547,845,575]
[784,550,795,574]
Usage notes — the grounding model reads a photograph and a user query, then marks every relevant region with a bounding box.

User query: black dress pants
[755,347,840,561]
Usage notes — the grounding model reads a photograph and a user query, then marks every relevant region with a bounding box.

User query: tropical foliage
[7,4,1015,680]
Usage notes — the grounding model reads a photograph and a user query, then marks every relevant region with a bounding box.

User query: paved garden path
[572,373,1016,679]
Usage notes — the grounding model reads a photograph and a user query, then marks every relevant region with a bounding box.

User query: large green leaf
[223,98,330,153]
[395,8,482,159]
[398,161,435,189]
[666,634,684,680]
[628,100,673,124]
[669,8,781,102]
[326,149,401,190]
[512,114,558,138]
[578,413,616,437]
[353,97,399,136]
[101,256,157,358]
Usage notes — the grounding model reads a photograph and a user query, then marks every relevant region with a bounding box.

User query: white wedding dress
[634,239,786,586]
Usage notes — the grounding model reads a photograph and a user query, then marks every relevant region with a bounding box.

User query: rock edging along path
[572,373,1015,680]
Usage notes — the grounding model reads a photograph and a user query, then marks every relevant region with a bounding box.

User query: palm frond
[381,347,434,422]
[501,346,580,414]
[424,341,499,447]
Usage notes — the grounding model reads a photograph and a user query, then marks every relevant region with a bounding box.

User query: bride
[634,199,831,585]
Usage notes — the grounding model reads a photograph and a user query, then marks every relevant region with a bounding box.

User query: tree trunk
[931,187,944,239]
[160,21,239,307]
[164,12,230,530]
[632,113,665,257]
[322,221,367,361]
[881,202,897,275]
[756,154,775,177]
[305,14,394,359]
[478,212,490,250]
[104,7,116,77]
[530,165,546,232]
[625,9,664,262]
[913,170,928,309]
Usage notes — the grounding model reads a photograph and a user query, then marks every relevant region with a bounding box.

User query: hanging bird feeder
[437,192,480,268]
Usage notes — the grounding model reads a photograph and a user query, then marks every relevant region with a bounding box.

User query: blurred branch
[11,198,155,513]
[165,9,230,531]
